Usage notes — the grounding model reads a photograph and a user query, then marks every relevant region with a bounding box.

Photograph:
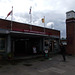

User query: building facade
[66,10,75,55]
[0,18,60,59]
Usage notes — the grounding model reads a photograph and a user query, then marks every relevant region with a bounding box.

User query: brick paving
[0,54,75,75]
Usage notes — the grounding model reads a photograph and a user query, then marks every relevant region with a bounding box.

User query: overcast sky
[0,0,75,38]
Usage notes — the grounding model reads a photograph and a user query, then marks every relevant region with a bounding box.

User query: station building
[0,18,60,59]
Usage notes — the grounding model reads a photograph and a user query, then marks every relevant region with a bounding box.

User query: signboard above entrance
[12,29,52,35]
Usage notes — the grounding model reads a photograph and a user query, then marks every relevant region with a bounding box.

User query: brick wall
[0,18,60,37]
[66,18,75,55]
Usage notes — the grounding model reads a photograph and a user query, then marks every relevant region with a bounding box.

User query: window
[0,38,5,52]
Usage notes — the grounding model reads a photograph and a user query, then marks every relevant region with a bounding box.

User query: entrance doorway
[14,39,30,56]
[12,38,42,57]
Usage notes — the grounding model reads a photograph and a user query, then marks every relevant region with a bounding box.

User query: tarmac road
[0,54,75,75]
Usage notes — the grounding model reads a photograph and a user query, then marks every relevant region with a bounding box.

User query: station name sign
[13,29,52,35]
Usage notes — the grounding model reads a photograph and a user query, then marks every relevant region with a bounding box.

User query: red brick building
[0,18,60,59]
[66,10,75,55]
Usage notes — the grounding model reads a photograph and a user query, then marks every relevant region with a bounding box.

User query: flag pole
[29,6,32,23]
[30,11,32,23]
[44,16,45,34]
[11,6,13,31]
[29,6,32,31]
[42,16,45,34]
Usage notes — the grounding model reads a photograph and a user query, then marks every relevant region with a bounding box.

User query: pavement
[0,54,75,75]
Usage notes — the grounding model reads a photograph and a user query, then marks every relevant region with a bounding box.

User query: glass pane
[0,38,5,52]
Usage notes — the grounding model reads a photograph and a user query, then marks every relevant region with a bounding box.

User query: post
[30,13,32,31]
[30,12,32,23]
[11,6,13,31]
[29,6,32,31]
[43,38,45,56]
[7,35,11,53]
[42,16,45,34]
[44,16,45,34]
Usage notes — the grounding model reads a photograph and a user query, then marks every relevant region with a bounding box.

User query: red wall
[66,18,75,55]
[0,18,60,37]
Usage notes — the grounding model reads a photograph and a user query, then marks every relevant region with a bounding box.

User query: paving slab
[0,55,75,75]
